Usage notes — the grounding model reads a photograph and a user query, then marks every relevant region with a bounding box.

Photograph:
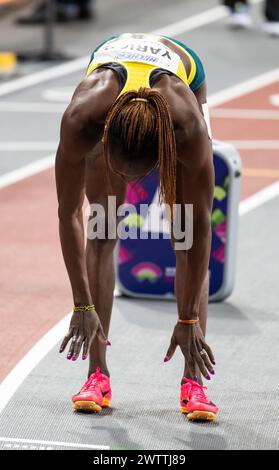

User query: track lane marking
[0,142,58,151]
[0,0,263,98]
[0,154,54,189]
[153,0,262,36]
[152,5,229,36]
[243,168,279,178]
[239,180,279,215]
[0,436,109,450]
[210,108,279,120]
[1,68,279,190]
[0,313,71,415]
[0,102,66,113]
[228,140,279,149]
[208,68,279,107]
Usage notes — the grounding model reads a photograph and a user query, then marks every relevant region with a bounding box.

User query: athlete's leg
[85,151,127,377]
[265,0,279,21]
[223,0,249,11]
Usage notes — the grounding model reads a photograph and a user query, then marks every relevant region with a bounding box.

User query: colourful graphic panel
[117,153,229,297]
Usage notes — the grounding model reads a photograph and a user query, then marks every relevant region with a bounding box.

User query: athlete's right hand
[59,309,110,361]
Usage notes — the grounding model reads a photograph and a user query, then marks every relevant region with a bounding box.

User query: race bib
[93,37,180,73]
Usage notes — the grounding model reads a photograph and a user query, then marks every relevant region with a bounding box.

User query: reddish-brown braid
[102,87,177,209]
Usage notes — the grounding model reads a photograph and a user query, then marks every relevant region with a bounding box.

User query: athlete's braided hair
[102,87,177,208]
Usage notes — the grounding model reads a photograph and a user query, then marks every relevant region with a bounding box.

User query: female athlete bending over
[56,33,218,422]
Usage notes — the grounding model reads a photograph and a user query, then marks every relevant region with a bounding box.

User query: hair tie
[131,98,149,103]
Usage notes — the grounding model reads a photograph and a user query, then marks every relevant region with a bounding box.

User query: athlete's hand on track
[164,322,215,380]
[59,310,110,361]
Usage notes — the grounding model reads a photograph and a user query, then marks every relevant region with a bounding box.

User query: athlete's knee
[86,233,118,254]
[171,236,188,256]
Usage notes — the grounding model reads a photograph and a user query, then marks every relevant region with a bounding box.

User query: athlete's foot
[262,21,279,37]
[78,5,95,20]
[72,367,111,412]
[226,5,252,29]
[180,378,218,422]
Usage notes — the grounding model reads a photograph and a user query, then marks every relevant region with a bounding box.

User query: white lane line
[0,57,88,98]
[42,87,75,103]
[0,102,66,113]
[209,68,279,108]
[210,108,279,120]
[1,66,278,190]
[229,140,279,149]
[0,154,54,189]
[155,0,263,37]
[270,94,279,106]
[0,142,58,151]
[239,180,279,215]
[152,5,229,36]
[0,436,109,450]
[0,1,263,98]
[0,313,71,415]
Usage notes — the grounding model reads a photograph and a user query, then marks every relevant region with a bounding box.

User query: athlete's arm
[56,106,92,305]
[176,117,214,322]
[56,103,108,360]
[165,116,215,378]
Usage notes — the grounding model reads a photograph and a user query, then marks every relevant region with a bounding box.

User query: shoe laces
[182,378,208,402]
[81,367,103,392]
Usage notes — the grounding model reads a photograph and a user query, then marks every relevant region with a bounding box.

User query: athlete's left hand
[164,322,215,379]
[59,309,109,361]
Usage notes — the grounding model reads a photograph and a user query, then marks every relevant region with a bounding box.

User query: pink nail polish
[206,375,211,380]
[163,356,169,363]
[211,370,215,375]
[82,355,86,360]
[106,340,111,346]
[72,356,77,361]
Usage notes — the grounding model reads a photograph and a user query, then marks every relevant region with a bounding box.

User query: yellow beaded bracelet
[73,305,95,312]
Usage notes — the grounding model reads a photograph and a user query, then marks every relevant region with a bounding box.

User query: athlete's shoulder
[62,69,119,129]
[59,101,93,160]
[176,113,211,172]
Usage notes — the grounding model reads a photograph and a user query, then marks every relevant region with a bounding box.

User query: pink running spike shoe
[72,367,112,412]
[180,378,219,421]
